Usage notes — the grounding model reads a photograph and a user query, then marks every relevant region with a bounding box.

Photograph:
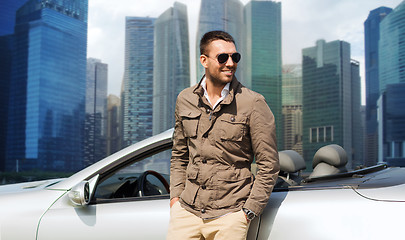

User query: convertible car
[0,129,404,239]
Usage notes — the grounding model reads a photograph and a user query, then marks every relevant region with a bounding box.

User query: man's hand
[170,197,179,208]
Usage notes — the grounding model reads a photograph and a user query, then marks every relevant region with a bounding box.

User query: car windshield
[1,0,404,185]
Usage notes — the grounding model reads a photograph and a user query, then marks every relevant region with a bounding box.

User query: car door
[37,148,172,240]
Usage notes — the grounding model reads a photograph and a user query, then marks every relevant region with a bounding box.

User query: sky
[87,0,404,104]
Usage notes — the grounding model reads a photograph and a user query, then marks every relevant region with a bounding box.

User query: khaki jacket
[170,77,279,219]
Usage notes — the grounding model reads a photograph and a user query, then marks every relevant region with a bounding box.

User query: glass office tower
[364,7,393,166]
[379,1,405,94]
[84,58,108,167]
[378,1,405,166]
[0,0,30,171]
[302,40,362,170]
[6,0,88,172]
[153,2,190,135]
[122,17,155,147]
[196,0,244,82]
[245,0,283,150]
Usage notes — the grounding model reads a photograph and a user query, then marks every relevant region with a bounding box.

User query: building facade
[153,2,190,135]
[282,64,302,155]
[121,17,155,147]
[6,0,88,172]
[84,58,108,167]
[0,0,30,171]
[107,94,121,156]
[245,0,283,150]
[378,1,405,166]
[302,40,362,170]
[364,7,393,166]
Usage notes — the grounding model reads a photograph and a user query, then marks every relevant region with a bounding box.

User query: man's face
[200,40,238,86]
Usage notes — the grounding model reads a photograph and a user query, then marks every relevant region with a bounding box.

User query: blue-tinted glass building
[85,58,108,167]
[0,0,30,171]
[121,17,155,147]
[244,0,283,150]
[196,0,244,82]
[364,7,393,166]
[378,83,405,166]
[302,40,362,169]
[6,0,88,172]
[379,1,405,94]
[153,2,190,135]
[378,1,405,166]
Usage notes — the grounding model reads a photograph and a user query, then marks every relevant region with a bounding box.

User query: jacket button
[201,185,206,190]
[206,109,210,114]
[230,116,235,122]
[202,159,207,163]
[201,209,206,213]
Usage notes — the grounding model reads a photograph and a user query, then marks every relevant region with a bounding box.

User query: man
[167,30,279,240]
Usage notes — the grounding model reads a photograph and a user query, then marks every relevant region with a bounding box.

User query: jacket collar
[193,75,240,107]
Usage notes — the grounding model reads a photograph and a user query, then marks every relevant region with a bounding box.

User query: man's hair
[199,30,236,55]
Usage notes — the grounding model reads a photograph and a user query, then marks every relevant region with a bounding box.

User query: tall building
[378,1,405,166]
[377,83,405,166]
[5,0,88,172]
[107,94,121,156]
[121,17,155,147]
[84,58,108,166]
[364,6,393,166]
[153,2,190,135]
[245,0,283,150]
[0,0,30,171]
[351,60,364,167]
[379,1,405,94]
[196,0,244,82]
[302,40,362,170]
[282,64,302,155]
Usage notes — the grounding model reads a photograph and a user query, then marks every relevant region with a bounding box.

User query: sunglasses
[206,52,241,64]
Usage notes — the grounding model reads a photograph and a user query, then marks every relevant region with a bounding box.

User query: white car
[0,129,404,240]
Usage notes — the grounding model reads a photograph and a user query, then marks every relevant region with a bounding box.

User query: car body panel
[1,129,405,239]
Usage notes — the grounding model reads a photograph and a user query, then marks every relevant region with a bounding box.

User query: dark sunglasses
[206,52,241,64]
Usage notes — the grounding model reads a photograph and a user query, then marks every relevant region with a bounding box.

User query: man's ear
[200,55,208,69]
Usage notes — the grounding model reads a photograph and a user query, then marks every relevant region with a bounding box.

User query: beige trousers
[166,201,250,240]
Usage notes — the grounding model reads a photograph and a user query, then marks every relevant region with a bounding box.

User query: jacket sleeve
[244,95,280,216]
[169,98,190,200]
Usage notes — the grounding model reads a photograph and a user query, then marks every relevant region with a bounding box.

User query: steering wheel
[136,170,170,197]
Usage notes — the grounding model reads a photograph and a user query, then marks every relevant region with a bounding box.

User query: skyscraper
[378,1,405,166]
[122,17,155,147]
[196,0,244,82]
[153,2,190,135]
[302,40,362,169]
[0,0,30,171]
[107,94,121,156]
[244,0,283,150]
[364,6,393,166]
[379,1,405,93]
[282,64,302,155]
[84,58,108,167]
[6,0,88,172]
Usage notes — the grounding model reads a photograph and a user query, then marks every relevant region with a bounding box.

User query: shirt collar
[201,77,230,109]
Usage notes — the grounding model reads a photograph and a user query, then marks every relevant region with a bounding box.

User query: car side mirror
[68,174,99,206]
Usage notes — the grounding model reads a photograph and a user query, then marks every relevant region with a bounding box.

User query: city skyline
[88,0,403,103]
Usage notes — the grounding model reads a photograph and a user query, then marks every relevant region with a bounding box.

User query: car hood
[0,178,64,195]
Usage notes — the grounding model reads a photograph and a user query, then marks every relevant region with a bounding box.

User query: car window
[94,148,171,201]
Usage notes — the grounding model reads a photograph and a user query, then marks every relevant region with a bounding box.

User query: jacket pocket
[219,115,247,141]
[180,164,199,205]
[212,167,252,208]
[180,110,201,138]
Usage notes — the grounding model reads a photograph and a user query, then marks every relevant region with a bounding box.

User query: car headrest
[312,144,347,168]
[279,150,306,173]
